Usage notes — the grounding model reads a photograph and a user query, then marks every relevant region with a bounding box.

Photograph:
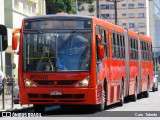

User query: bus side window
[150,43,153,61]
[122,36,125,59]
[146,42,149,61]
[133,39,136,60]
[116,34,120,59]
[101,29,107,57]
[130,38,133,60]
[112,33,116,59]
[135,40,138,60]
[120,35,123,59]
[141,41,143,60]
[105,30,110,58]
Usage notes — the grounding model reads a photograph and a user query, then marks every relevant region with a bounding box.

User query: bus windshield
[23,31,91,72]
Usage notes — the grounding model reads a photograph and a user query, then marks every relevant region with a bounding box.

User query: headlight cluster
[24,78,37,87]
[75,76,90,87]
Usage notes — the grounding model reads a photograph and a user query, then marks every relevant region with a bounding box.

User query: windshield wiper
[58,30,76,52]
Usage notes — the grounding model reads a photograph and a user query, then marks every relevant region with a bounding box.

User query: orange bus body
[14,15,153,111]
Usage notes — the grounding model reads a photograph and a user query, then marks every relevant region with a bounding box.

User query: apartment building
[0,0,46,79]
[80,0,152,35]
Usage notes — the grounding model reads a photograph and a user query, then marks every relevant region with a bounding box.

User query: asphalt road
[11,84,160,118]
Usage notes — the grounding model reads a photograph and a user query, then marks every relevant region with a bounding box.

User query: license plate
[50,91,62,95]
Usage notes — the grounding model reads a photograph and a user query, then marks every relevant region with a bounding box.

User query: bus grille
[28,93,85,99]
[33,80,78,85]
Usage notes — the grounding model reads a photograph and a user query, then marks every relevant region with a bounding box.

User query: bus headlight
[24,79,37,87]
[75,76,90,87]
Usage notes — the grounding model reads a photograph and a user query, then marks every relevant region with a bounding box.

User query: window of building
[14,0,19,10]
[138,22,145,27]
[101,4,109,9]
[32,4,36,15]
[139,32,145,35]
[138,3,145,8]
[138,13,145,18]
[19,0,24,12]
[122,23,126,27]
[110,4,114,9]
[128,4,134,9]
[122,13,126,17]
[122,4,126,7]
[128,13,135,18]
[101,14,110,19]
[129,23,135,28]
[110,14,115,19]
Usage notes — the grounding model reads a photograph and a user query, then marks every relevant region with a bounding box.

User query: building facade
[79,0,153,36]
[0,0,46,79]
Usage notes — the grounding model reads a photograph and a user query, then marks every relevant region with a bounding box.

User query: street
[8,84,160,117]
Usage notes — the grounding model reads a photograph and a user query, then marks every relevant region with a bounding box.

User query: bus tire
[143,81,149,98]
[33,104,45,113]
[152,84,156,92]
[97,85,106,111]
[156,84,158,91]
[131,81,137,101]
[118,81,124,106]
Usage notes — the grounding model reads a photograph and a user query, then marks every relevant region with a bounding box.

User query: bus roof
[24,14,93,21]
[94,17,125,33]
[139,34,152,42]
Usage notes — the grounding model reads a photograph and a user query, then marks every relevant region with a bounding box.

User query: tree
[46,0,72,14]
[46,0,96,14]
[77,0,95,6]
[88,4,95,13]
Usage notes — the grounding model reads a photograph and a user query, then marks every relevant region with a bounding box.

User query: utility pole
[106,0,124,25]
[75,0,78,14]
[96,0,100,18]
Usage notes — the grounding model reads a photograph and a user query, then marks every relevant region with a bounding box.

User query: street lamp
[106,0,124,25]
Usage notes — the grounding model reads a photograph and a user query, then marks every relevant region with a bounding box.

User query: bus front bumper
[20,87,97,105]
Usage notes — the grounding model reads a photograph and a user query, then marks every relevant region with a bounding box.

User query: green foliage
[88,4,95,13]
[46,0,96,14]
[46,0,72,14]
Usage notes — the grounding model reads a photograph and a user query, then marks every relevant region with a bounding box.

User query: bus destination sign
[24,20,91,30]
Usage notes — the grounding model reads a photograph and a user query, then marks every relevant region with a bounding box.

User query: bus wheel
[156,84,158,91]
[131,81,137,101]
[152,84,156,92]
[33,104,45,113]
[143,81,149,98]
[97,86,106,111]
[118,82,124,106]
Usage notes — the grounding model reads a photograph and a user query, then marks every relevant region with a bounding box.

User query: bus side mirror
[96,35,102,43]
[12,36,18,50]
[12,28,21,51]
[98,45,105,59]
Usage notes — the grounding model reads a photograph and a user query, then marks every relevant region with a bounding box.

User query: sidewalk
[0,94,32,112]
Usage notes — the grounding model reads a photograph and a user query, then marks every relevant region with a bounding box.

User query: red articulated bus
[12,14,154,113]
